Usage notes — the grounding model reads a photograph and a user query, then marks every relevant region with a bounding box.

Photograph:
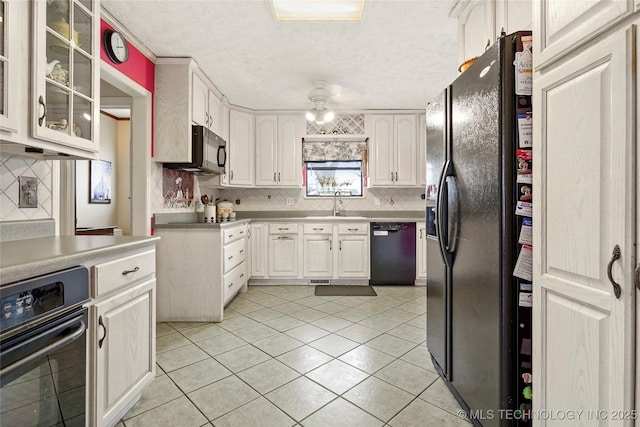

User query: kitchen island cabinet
[154,221,249,322]
[90,248,156,427]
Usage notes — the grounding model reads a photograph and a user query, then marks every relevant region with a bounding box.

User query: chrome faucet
[333,191,344,216]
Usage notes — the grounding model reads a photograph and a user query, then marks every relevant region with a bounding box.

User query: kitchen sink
[304,216,368,220]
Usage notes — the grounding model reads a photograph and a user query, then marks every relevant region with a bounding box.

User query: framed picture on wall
[89,160,112,204]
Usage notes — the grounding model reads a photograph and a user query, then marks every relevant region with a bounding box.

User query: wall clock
[103,29,129,64]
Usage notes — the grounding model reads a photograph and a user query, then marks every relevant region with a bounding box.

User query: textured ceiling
[102,0,459,111]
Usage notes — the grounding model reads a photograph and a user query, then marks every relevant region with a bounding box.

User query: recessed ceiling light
[272,0,365,21]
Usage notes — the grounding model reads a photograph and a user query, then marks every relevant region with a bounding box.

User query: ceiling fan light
[323,111,335,122]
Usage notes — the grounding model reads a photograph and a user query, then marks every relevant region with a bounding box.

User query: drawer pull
[347,228,358,232]
[240,273,245,278]
[98,315,107,349]
[228,255,233,260]
[239,250,244,254]
[278,227,288,231]
[313,228,323,231]
[228,282,233,288]
[121,266,140,276]
[228,234,234,238]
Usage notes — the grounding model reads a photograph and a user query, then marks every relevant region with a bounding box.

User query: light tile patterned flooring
[117,285,469,426]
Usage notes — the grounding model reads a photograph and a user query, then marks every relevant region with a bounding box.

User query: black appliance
[426,31,533,426]
[164,125,227,175]
[0,267,90,426]
[370,222,416,285]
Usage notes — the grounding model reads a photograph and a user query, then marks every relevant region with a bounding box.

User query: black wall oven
[0,267,89,426]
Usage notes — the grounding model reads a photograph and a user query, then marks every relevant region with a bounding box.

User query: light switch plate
[18,176,38,208]
[286,197,294,206]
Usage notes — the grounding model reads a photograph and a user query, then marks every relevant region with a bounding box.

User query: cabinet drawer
[93,250,156,297]
[303,224,333,234]
[269,223,299,234]
[224,238,246,272]
[223,225,247,244]
[338,223,369,234]
[224,262,246,303]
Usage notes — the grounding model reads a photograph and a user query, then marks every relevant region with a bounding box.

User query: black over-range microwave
[163,126,227,176]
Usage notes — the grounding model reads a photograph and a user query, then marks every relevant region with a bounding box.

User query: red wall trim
[100,19,155,155]
[100,20,154,93]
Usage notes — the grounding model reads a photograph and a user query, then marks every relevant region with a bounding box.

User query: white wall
[75,114,118,228]
[116,120,131,234]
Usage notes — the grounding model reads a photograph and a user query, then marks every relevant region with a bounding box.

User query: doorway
[59,63,152,236]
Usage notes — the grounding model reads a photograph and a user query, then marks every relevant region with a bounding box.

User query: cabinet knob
[274,172,277,182]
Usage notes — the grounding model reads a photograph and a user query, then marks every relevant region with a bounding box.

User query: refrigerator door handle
[436,161,449,259]
[445,174,460,254]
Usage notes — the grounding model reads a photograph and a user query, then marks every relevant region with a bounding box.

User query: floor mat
[314,285,377,296]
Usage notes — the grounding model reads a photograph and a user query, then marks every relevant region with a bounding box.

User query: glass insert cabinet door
[0,0,19,134]
[32,0,99,153]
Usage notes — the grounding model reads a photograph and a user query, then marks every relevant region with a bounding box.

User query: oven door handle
[0,314,86,379]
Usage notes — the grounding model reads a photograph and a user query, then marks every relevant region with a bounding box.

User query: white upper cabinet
[455,0,495,64]
[192,70,222,135]
[0,0,18,135]
[533,0,634,68]
[367,114,418,187]
[31,0,100,154]
[418,114,426,187]
[228,109,255,186]
[255,114,303,187]
[155,58,224,162]
[255,115,278,185]
[495,0,532,39]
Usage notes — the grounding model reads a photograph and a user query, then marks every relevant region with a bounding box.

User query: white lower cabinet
[268,226,299,277]
[155,222,248,322]
[337,223,369,279]
[303,224,333,277]
[89,247,157,427]
[249,223,268,278]
[338,236,369,278]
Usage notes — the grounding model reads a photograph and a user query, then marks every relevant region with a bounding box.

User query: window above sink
[304,160,363,197]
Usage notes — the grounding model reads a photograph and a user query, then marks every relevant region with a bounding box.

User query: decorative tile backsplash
[218,187,426,212]
[0,154,53,221]
[306,114,365,135]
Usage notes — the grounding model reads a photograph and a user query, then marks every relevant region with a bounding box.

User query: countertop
[152,211,428,229]
[0,235,160,285]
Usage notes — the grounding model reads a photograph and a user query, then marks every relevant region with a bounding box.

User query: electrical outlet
[286,197,294,206]
[374,197,380,206]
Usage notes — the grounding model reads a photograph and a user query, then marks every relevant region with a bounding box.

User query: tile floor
[117,285,469,426]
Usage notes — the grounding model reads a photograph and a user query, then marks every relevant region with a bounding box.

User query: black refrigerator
[425,31,533,427]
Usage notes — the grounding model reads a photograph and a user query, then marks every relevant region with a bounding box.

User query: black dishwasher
[370,222,416,285]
